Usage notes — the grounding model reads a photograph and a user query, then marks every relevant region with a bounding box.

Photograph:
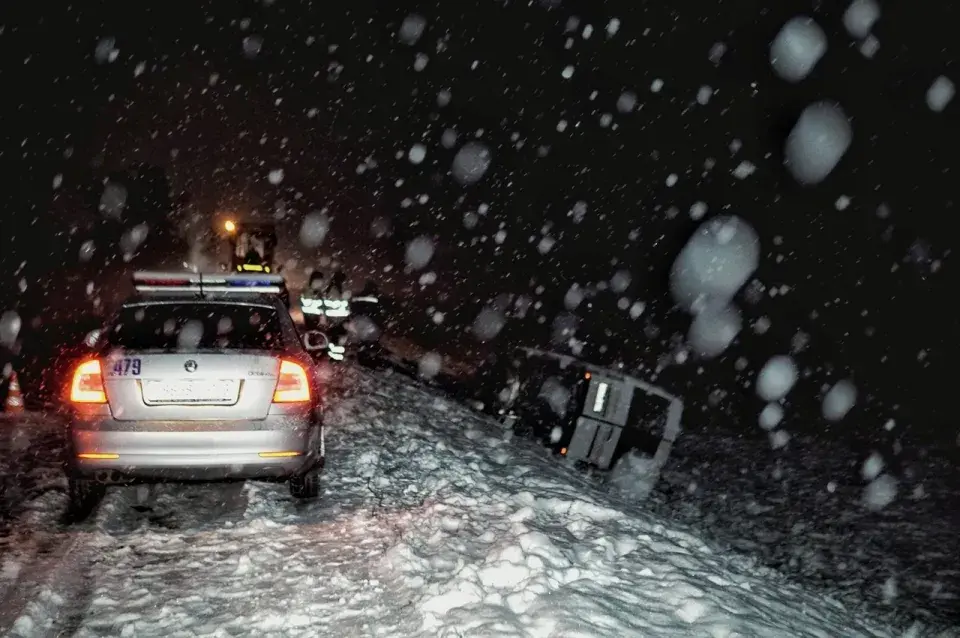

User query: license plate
[141,379,240,404]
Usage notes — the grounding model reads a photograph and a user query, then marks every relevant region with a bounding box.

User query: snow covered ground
[0,368,948,637]
[640,427,960,629]
[0,413,65,527]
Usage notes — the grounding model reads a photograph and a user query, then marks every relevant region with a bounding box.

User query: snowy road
[0,368,935,637]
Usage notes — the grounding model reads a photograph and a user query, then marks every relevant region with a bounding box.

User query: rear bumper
[66,409,322,482]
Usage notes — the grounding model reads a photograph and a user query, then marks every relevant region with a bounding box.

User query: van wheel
[289,468,320,499]
[67,477,104,519]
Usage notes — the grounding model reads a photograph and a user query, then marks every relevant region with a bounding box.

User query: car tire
[67,477,104,518]
[288,467,321,499]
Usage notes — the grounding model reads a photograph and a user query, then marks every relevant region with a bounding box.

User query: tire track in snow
[1,480,255,637]
[0,487,127,637]
[52,481,253,637]
[0,367,356,637]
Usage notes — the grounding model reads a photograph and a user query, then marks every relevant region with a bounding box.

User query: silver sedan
[63,273,326,515]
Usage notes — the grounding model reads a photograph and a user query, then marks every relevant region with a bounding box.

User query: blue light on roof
[227,279,278,287]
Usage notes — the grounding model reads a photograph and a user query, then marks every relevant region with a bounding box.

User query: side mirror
[302,330,329,352]
[83,329,102,348]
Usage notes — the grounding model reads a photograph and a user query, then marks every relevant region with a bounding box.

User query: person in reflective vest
[237,247,270,272]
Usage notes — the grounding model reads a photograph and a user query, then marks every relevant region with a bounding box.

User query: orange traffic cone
[4,371,24,413]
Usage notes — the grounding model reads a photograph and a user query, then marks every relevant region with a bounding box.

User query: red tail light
[70,359,107,403]
[273,360,310,403]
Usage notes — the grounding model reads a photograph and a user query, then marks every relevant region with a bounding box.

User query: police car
[63,271,330,516]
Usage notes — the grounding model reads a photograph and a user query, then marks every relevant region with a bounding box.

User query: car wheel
[288,467,321,499]
[67,477,105,518]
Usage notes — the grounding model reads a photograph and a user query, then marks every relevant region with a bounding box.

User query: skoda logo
[184,360,198,373]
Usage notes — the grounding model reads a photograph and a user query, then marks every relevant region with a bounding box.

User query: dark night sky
[1,1,958,439]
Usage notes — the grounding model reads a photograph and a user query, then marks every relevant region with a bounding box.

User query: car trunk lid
[103,352,279,421]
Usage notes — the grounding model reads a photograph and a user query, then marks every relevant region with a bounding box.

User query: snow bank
[363,372,901,637]
[0,371,922,637]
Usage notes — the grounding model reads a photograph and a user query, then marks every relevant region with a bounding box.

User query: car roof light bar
[133,271,285,296]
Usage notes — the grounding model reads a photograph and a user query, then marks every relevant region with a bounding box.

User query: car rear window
[106,303,285,351]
